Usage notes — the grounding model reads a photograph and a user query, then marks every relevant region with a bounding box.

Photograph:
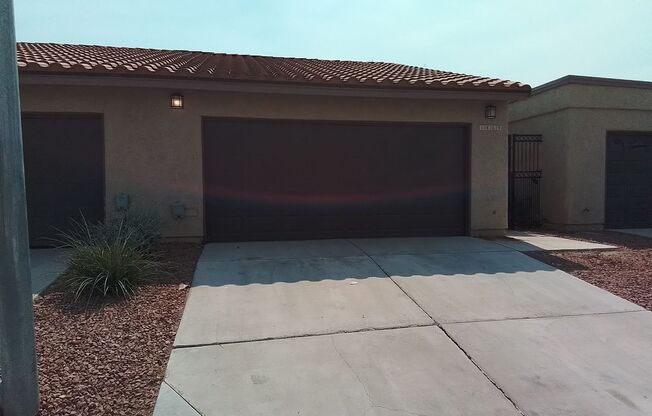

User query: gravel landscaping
[34,242,203,416]
[528,231,652,311]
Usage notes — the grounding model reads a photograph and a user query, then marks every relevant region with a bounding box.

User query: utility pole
[0,0,40,414]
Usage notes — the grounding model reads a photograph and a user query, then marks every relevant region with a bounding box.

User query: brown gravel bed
[34,242,203,416]
[527,231,652,311]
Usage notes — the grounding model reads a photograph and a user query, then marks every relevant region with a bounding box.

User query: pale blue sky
[14,0,652,86]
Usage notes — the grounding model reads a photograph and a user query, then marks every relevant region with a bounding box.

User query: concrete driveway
[155,237,652,416]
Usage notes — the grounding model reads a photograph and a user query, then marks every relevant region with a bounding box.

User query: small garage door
[605,132,652,228]
[203,118,468,241]
[22,115,104,247]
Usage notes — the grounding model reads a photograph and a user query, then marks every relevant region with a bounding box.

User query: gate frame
[508,134,543,229]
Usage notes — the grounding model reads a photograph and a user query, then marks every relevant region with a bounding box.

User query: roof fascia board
[533,75,652,95]
[19,74,530,101]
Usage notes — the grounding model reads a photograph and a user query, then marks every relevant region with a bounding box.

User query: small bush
[58,213,163,300]
[64,209,162,251]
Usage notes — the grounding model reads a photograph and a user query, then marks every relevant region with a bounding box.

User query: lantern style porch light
[170,93,184,109]
[485,104,496,119]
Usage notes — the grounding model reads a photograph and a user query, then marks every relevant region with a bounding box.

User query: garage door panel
[204,119,468,241]
[211,216,244,234]
[22,115,104,247]
[628,183,650,197]
[606,160,630,175]
[605,133,652,229]
[604,187,624,203]
[631,161,651,174]
[377,214,450,229]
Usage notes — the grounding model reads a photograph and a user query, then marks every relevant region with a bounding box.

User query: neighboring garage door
[203,118,468,241]
[605,132,652,228]
[22,115,104,247]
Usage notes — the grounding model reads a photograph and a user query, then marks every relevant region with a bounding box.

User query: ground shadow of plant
[41,243,201,315]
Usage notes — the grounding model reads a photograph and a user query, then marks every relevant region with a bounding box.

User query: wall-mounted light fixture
[485,104,496,119]
[170,93,184,109]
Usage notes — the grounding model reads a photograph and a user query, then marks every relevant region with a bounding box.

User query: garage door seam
[346,239,527,416]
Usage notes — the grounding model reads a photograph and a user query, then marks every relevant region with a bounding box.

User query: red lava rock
[34,243,203,416]
[528,231,652,311]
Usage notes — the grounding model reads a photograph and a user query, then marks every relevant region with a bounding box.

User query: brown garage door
[203,118,468,242]
[605,132,652,228]
[22,115,104,247]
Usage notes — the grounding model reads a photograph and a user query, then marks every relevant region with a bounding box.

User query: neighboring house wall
[509,81,652,230]
[20,84,510,239]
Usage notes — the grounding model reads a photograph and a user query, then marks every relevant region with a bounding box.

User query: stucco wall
[509,82,652,229]
[20,84,510,239]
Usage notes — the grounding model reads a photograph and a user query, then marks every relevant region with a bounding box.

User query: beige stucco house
[17,42,530,245]
[509,76,652,231]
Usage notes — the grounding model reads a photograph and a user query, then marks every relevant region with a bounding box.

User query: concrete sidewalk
[155,237,651,416]
[491,230,617,252]
[30,248,69,296]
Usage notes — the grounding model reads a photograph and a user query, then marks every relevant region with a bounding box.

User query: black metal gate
[508,134,542,228]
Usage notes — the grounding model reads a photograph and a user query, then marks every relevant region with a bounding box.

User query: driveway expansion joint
[435,324,527,416]
[163,380,204,416]
[173,321,438,350]
[442,308,646,325]
[347,239,527,416]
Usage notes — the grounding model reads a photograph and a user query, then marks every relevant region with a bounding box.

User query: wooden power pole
[0,0,40,414]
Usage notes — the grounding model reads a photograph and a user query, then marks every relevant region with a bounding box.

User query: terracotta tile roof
[17,42,529,92]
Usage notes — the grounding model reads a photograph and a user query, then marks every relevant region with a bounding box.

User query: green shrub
[57,214,162,300]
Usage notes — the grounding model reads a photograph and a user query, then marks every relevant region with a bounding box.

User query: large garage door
[605,132,652,228]
[22,115,104,247]
[203,119,468,241]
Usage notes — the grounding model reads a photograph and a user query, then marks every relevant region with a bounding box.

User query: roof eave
[19,72,531,101]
